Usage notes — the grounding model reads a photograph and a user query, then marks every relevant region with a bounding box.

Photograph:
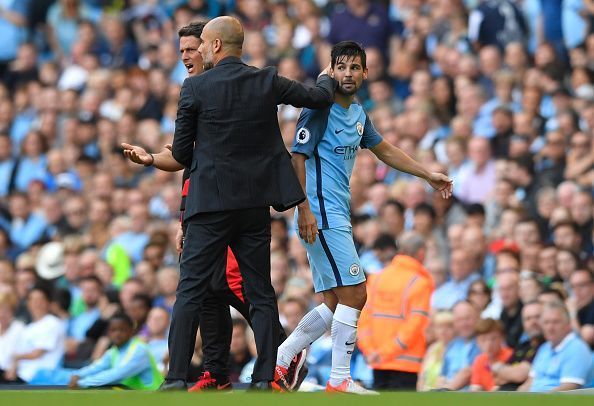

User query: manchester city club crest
[349,263,360,276]
[356,122,364,136]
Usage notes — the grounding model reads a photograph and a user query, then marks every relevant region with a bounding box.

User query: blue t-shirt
[0,0,30,61]
[291,103,383,229]
[441,337,481,381]
[530,332,593,392]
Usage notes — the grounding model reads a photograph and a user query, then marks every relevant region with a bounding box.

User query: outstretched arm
[275,64,335,109]
[122,143,184,172]
[370,140,453,199]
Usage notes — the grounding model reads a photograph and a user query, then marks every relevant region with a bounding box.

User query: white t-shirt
[16,314,65,382]
[0,319,25,370]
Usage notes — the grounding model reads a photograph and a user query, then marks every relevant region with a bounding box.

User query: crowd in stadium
[0,0,593,392]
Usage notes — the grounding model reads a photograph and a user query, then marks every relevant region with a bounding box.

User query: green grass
[0,391,593,406]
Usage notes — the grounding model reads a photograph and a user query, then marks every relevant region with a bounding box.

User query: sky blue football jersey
[291,103,383,229]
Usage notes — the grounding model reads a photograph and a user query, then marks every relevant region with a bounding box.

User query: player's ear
[213,38,222,53]
[330,67,334,79]
[363,68,368,80]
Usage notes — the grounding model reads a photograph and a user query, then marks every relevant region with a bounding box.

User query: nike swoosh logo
[335,129,344,134]
[217,383,231,390]
[345,341,356,346]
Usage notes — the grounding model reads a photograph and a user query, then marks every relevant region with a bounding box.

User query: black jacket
[172,56,335,218]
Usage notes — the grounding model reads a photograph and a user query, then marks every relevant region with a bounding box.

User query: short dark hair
[178,21,207,40]
[27,284,52,302]
[466,203,485,217]
[381,199,405,216]
[79,275,103,289]
[110,312,134,328]
[553,220,579,234]
[512,154,535,177]
[414,202,436,220]
[372,234,398,251]
[131,294,153,310]
[331,41,367,70]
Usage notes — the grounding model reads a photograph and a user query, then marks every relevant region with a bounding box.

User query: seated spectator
[467,280,494,318]
[432,249,481,310]
[418,311,455,391]
[519,272,544,305]
[229,318,252,384]
[493,301,545,391]
[520,302,593,392]
[127,294,152,336]
[437,301,481,390]
[498,271,524,348]
[9,285,65,383]
[0,291,25,383]
[65,276,103,367]
[153,267,178,313]
[470,318,513,391]
[143,307,169,372]
[568,269,594,349]
[68,313,163,390]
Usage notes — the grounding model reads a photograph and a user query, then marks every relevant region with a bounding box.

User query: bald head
[206,16,244,50]
[200,17,244,70]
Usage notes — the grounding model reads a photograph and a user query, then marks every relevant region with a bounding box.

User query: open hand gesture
[121,143,152,166]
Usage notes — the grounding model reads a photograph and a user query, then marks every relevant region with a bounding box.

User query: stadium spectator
[64,275,103,367]
[417,311,455,392]
[568,269,594,349]
[68,313,163,390]
[9,285,65,383]
[432,249,481,310]
[0,290,24,383]
[520,302,593,392]
[493,301,545,391]
[143,307,170,372]
[467,280,494,318]
[469,318,512,391]
[359,232,434,390]
[497,271,523,348]
[437,301,481,391]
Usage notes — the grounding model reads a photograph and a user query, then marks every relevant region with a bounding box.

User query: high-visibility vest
[358,255,435,373]
[109,338,164,390]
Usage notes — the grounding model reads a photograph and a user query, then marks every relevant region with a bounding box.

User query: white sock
[277,303,334,368]
[329,304,360,386]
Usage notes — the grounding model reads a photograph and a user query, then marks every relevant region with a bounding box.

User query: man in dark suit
[165,16,335,390]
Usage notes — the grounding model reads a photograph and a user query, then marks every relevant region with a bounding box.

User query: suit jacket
[172,56,335,219]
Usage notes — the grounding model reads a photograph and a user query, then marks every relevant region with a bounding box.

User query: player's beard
[337,82,358,96]
[202,47,215,71]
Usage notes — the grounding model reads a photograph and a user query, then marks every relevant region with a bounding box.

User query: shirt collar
[553,331,576,352]
[215,56,244,67]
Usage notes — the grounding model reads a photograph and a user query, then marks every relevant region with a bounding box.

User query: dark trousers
[373,370,418,391]
[199,266,287,379]
[168,208,280,382]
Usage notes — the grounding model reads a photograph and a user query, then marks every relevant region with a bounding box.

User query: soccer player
[273,41,452,394]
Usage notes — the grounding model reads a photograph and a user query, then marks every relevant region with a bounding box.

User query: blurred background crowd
[0,0,593,392]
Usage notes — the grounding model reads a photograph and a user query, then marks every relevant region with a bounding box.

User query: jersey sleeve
[291,107,329,158]
[360,113,383,149]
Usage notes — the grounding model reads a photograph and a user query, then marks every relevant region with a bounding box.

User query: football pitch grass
[1,390,593,406]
